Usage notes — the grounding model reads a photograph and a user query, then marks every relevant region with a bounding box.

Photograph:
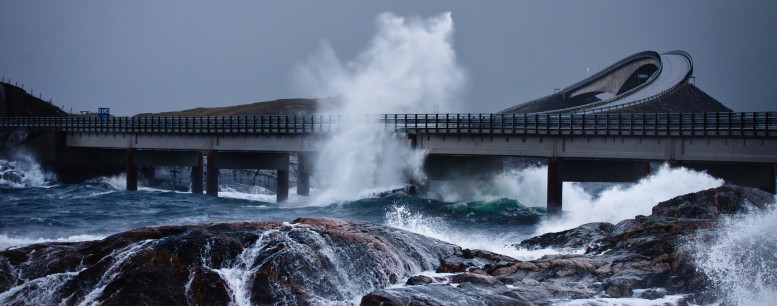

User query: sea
[1,156,776,305]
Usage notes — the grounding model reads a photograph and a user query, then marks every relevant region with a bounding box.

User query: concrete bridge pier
[296,153,310,196]
[546,158,562,216]
[126,150,138,191]
[278,168,289,202]
[206,151,218,196]
[191,152,203,194]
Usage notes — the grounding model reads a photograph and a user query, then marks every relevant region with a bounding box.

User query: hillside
[0,82,67,117]
[608,83,732,113]
[135,98,324,117]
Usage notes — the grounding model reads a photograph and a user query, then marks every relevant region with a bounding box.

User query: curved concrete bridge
[500,50,693,114]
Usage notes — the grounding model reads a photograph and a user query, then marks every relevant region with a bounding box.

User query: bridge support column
[206,151,218,196]
[191,152,203,194]
[277,168,289,202]
[296,153,310,196]
[126,150,138,191]
[547,157,562,216]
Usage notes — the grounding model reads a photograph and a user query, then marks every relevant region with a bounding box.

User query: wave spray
[691,200,777,305]
[293,12,466,205]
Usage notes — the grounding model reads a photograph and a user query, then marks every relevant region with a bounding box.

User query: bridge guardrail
[0,112,774,138]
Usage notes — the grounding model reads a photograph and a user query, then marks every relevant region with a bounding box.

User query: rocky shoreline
[365,185,774,305]
[1,185,773,305]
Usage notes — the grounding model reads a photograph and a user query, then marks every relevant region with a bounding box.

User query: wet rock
[437,248,517,274]
[517,222,615,250]
[362,185,774,304]
[406,275,433,286]
[360,283,530,306]
[0,218,457,305]
[635,288,667,300]
[449,273,501,286]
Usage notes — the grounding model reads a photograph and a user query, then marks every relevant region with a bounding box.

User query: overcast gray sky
[1,1,775,115]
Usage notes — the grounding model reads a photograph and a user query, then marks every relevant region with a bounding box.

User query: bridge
[500,51,695,114]
[2,112,776,215]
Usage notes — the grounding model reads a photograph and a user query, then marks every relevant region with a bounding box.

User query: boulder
[517,222,614,250]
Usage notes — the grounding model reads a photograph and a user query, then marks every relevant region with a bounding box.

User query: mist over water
[294,12,465,205]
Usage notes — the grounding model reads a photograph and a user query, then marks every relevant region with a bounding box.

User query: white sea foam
[0,155,56,188]
[387,164,725,260]
[534,164,723,234]
[553,294,687,306]
[384,205,562,260]
[217,184,277,203]
[0,234,105,250]
[78,240,154,306]
[294,12,465,206]
[690,199,777,306]
[101,173,127,190]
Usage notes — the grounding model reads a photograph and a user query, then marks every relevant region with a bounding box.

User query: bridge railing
[0,112,775,138]
[388,112,776,137]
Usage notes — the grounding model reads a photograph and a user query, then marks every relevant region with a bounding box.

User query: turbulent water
[2,157,776,304]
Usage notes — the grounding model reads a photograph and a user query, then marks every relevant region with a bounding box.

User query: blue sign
[98,108,110,119]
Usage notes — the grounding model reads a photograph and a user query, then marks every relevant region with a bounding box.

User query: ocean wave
[0,234,105,250]
[690,198,777,305]
[0,155,56,188]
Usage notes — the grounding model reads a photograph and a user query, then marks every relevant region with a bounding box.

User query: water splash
[535,164,723,234]
[0,234,105,250]
[691,200,777,306]
[389,164,725,259]
[385,205,542,260]
[213,230,277,306]
[77,240,154,305]
[0,270,82,305]
[294,12,465,205]
[0,155,56,188]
